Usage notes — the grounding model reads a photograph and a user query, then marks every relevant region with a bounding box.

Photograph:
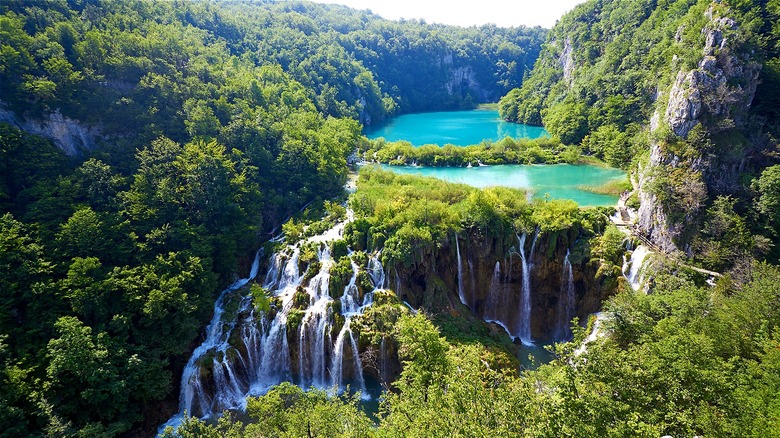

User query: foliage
[148,261,780,437]
[0,0,544,133]
[250,284,271,314]
[244,383,374,438]
[358,135,579,167]
[753,164,780,236]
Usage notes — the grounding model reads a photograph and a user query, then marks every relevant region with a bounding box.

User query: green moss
[302,260,321,285]
[286,309,305,333]
[330,239,349,260]
[356,270,373,297]
[292,287,310,310]
[328,256,354,298]
[350,251,368,268]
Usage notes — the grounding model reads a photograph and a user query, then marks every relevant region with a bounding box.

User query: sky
[307,0,587,28]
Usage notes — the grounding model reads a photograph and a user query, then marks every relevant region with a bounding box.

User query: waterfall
[557,250,575,341]
[488,261,501,307]
[379,336,389,384]
[623,245,649,291]
[161,250,263,430]
[331,320,349,390]
[162,215,386,431]
[340,261,361,315]
[481,260,515,338]
[455,234,467,307]
[368,253,385,290]
[517,232,533,344]
[331,319,367,396]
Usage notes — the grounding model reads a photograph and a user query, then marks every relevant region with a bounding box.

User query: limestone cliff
[388,226,618,343]
[637,9,761,253]
[0,103,103,156]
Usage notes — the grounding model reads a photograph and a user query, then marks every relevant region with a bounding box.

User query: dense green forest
[2,0,780,437]
[0,0,546,436]
[500,0,780,266]
[499,0,780,164]
[0,0,544,137]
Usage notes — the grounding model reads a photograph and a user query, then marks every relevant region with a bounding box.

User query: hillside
[0,0,544,152]
[1,1,779,437]
[500,0,780,268]
[0,1,545,436]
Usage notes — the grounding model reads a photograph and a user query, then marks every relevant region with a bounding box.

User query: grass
[577,177,631,196]
[477,103,499,110]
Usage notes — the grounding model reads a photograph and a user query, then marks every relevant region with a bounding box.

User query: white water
[557,250,575,341]
[160,250,263,431]
[161,217,384,432]
[623,245,649,291]
[486,261,501,310]
[455,234,467,307]
[517,231,536,345]
[573,312,606,357]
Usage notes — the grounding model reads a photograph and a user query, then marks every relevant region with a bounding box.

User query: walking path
[610,191,722,279]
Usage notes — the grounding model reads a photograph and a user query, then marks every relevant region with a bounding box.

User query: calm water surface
[365,109,548,146]
[376,163,625,207]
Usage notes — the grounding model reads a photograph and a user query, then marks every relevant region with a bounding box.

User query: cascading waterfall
[455,234,467,307]
[556,250,575,341]
[379,336,389,384]
[517,232,534,344]
[623,245,649,291]
[487,261,501,309]
[162,217,385,431]
[481,260,518,339]
[331,319,367,394]
[162,250,263,431]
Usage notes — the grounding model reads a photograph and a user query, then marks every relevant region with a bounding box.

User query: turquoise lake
[365,108,548,146]
[376,164,626,207]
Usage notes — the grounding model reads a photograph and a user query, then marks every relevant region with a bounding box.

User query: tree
[754,165,780,236]
[46,317,126,427]
[542,102,589,145]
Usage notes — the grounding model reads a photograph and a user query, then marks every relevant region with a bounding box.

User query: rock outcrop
[389,227,617,343]
[559,38,575,84]
[637,9,760,253]
[0,104,102,156]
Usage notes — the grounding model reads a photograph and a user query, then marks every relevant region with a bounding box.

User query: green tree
[542,102,588,145]
[754,165,780,235]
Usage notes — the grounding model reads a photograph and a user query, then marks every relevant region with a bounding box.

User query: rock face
[389,227,616,343]
[559,38,575,84]
[0,104,102,156]
[637,10,760,253]
[664,16,758,138]
[444,65,492,102]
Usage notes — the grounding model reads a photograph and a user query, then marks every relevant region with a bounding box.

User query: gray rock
[0,104,102,156]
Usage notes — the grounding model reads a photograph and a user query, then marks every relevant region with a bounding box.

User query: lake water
[377,163,625,207]
[365,109,548,146]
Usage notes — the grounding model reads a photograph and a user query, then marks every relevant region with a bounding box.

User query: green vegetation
[498,0,780,170]
[0,0,544,136]
[348,166,612,274]
[499,0,780,272]
[0,0,547,433]
[357,136,587,166]
[0,68,359,433]
[3,0,780,436]
[164,262,780,436]
[576,177,631,196]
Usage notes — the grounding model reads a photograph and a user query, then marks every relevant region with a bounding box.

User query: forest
[1,0,780,437]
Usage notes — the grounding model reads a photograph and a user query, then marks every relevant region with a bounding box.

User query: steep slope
[500,0,780,264]
[0,0,544,155]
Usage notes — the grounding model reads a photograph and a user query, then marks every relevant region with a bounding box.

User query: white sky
[307,0,587,28]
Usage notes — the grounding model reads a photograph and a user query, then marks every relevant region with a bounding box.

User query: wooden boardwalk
[611,193,722,279]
